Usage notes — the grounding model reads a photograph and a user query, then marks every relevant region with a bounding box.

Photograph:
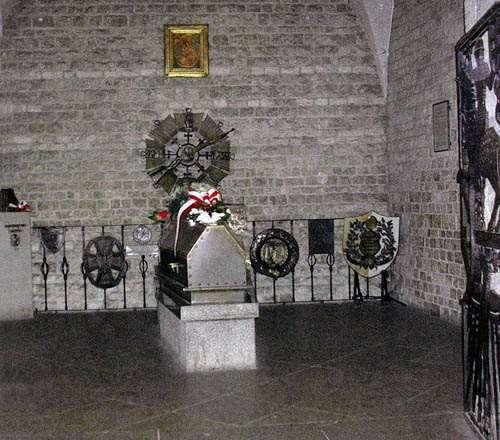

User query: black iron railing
[250,218,394,305]
[33,223,160,313]
[32,218,399,313]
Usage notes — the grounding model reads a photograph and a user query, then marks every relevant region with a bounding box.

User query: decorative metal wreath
[82,235,128,289]
[249,228,299,279]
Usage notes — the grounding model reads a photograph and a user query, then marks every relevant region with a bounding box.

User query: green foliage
[168,190,189,218]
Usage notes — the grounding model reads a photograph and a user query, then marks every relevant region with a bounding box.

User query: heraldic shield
[40,227,65,254]
[343,211,399,278]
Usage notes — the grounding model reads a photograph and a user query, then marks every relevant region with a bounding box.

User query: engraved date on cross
[141,149,235,161]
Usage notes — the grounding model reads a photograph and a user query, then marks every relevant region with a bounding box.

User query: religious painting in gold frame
[165,25,209,77]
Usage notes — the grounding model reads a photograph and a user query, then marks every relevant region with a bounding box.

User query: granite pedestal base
[157,300,259,372]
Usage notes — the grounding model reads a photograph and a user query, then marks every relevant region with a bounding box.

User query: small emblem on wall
[4,223,26,248]
[82,236,128,289]
[9,233,20,247]
[133,225,152,245]
[40,227,65,254]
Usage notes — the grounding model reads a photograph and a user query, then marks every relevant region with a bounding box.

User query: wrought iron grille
[33,224,161,313]
[456,3,500,438]
[249,218,393,305]
[31,218,399,313]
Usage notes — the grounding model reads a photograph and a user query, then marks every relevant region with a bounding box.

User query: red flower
[156,210,169,221]
[149,209,170,223]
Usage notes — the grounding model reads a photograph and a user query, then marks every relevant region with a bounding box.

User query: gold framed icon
[165,25,209,77]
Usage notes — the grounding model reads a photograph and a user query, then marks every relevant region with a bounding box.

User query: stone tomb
[155,218,258,371]
[0,212,33,321]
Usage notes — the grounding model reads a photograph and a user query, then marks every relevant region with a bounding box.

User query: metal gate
[457,4,500,438]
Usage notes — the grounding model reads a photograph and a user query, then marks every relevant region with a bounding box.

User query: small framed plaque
[432,100,450,152]
[308,219,335,255]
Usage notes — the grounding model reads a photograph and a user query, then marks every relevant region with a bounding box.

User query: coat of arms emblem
[40,227,65,254]
[342,211,399,278]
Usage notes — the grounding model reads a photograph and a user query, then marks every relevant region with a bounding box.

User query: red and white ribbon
[174,188,221,256]
[8,201,29,211]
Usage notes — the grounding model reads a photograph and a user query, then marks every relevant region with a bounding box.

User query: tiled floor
[0,302,477,439]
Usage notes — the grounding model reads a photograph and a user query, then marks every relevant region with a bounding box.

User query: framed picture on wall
[432,100,450,152]
[164,25,209,77]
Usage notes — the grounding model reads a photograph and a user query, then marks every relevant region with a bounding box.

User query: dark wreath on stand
[249,228,299,279]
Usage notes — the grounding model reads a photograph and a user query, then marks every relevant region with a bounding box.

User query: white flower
[226,213,247,235]
[196,210,225,225]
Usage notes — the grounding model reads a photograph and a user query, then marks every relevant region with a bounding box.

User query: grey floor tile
[0,303,477,439]
[395,381,464,416]
[0,400,165,437]
[0,378,113,415]
[173,394,286,427]
[319,413,476,440]
[368,359,463,387]
[415,342,463,366]
[245,404,353,426]
[320,343,433,374]
[167,359,306,397]
[82,412,329,440]
[233,366,361,409]
[113,412,234,438]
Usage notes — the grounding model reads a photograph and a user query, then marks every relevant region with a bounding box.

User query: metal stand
[380,270,406,306]
[352,271,364,303]
[352,270,406,306]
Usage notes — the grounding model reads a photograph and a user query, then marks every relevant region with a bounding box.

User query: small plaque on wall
[308,219,335,255]
[433,100,450,152]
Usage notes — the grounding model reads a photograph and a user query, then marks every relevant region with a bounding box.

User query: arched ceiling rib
[350,0,393,98]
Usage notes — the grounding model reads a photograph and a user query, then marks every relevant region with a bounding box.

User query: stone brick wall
[0,0,387,308]
[386,0,465,324]
[0,0,387,225]
[465,0,495,31]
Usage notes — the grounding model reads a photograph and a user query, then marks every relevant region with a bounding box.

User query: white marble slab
[157,300,258,372]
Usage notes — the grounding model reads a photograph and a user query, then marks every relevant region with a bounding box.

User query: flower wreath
[149,184,245,255]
